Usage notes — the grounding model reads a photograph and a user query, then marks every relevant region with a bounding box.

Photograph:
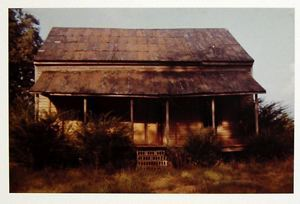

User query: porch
[30,69,265,151]
[35,94,260,152]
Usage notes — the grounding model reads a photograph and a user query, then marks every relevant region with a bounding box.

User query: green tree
[9,8,42,104]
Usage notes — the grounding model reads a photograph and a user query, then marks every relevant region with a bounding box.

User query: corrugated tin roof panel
[30,70,265,96]
[35,27,253,63]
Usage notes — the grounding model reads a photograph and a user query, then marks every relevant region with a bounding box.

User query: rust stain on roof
[30,70,265,96]
[35,27,254,63]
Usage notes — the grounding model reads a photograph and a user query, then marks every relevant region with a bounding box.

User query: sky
[24,8,295,116]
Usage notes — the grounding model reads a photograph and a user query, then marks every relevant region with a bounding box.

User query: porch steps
[222,144,245,152]
[221,138,245,152]
[136,150,168,169]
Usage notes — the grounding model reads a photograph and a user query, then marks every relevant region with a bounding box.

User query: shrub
[259,102,294,138]
[82,113,136,169]
[184,128,222,167]
[246,101,294,161]
[166,147,191,169]
[10,117,83,169]
[247,133,293,161]
[10,99,82,169]
[10,113,58,168]
[10,98,135,170]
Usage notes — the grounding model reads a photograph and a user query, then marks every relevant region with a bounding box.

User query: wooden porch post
[83,98,87,123]
[48,99,52,115]
[165,100,170,145]
[34,94,39,121]
[254,94,259,135]
[130,99,134,139]
[211,97,216,135]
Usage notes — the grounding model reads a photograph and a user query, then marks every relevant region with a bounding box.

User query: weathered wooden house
[30,27,265,156]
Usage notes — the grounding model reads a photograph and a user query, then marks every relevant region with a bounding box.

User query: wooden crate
[136,150,168,169]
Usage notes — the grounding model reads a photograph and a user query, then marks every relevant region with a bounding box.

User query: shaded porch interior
[47,95,257,149]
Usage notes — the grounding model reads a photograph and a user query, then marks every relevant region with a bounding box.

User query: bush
[259,102,294,138]
[10,98,135,170]
[10,114,65,169]
[247,133,293,161]
[82,113,136,169]
[166,147,191,169]
[245,102,294,161]
[184,128,222,167]
[10,117,52,168]
[10,99,82,169]
[11,118,83,169]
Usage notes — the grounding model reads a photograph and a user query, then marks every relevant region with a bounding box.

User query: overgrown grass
[10,156,293,193]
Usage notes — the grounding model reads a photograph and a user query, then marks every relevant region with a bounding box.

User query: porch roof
[30,70,266,97]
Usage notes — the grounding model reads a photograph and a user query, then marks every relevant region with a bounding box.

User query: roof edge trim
[29,91,266,97]
[33,60,254,66]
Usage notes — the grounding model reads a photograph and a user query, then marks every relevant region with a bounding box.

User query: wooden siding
[37,95,50,118]
[36,95,57,118]
[35,65,57,117]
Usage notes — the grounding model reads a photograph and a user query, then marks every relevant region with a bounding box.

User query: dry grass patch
[10,157,293,193]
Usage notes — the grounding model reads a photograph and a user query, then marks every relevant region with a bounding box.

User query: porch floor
[219,138,246,152]
[135,138,246,152]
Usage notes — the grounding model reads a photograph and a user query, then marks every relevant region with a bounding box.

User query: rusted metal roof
[35,27,253,63]
[30,70,265,96]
